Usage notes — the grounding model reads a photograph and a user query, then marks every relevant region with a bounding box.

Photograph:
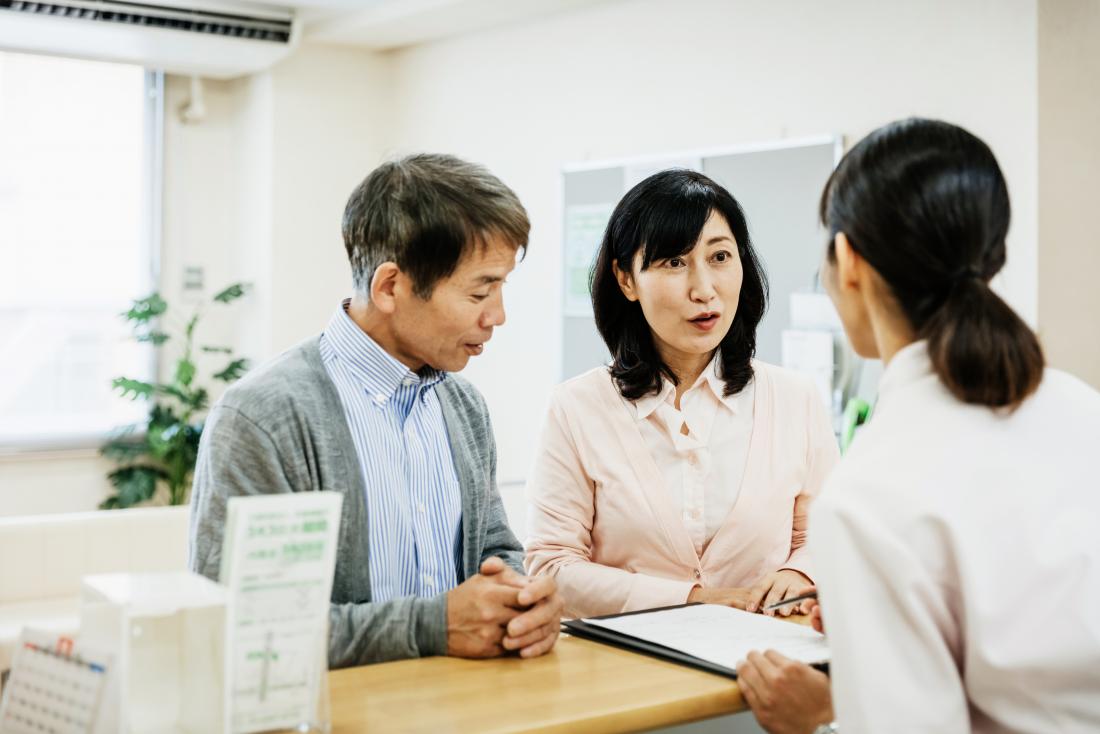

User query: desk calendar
[0,630,111,734]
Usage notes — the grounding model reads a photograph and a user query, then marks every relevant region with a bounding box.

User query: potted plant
[100,283,250,509]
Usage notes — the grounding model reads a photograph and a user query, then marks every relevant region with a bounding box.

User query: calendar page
[0,629,112,734]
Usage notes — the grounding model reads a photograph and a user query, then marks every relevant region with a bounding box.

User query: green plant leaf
[147,404,178,433]
[185,314,199,339]
[147,423,176,461]
[106,285,252,507]
[135,330,170,346]
[214,358,249,383]
[112,377,156,401]
[149,403,176,424]
[101,435,150,462]
[175,358,196,387]
[123,293,168,324]
[184,387,209,412]
[152,385,186,404]
[147,412,200,465]
[105,465,167,508]
[212,282,250,304]
[101,424,149,473]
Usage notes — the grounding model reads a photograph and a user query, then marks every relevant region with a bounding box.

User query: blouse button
[693,569,702,580]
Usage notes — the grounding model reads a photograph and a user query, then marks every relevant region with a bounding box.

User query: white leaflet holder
[219,492,343,734]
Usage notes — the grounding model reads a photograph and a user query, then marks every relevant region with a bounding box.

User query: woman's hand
[746,570,812,616]
[784,584,825,631]
[800,593,824,633]
[737,650,834,734]
[687,586,754,609]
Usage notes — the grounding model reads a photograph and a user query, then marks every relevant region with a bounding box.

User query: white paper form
[584,604,829,671]
[220,492,343,734]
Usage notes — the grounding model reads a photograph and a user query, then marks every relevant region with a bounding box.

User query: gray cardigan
[187,336,524,668]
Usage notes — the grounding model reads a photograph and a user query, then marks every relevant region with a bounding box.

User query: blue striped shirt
[320,303,463,602]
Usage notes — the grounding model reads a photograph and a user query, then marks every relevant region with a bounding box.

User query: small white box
[782,329,836,412]
[79,571,227,734]
[790,291,843,331]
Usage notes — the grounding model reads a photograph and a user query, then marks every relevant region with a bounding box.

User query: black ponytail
[923,279,1044,407]
[821,118,1043,409]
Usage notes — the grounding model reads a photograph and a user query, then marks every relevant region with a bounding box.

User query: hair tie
[950,266,983,286]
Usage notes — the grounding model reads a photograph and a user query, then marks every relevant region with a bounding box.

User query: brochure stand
[219,492,343,734]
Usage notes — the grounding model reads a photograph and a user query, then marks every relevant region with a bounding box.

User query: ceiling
[284,0,615,50]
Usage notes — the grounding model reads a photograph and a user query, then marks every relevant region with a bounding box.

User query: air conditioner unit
[0,0,299,79]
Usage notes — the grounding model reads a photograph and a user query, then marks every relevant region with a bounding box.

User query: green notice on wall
[563,203,614,317]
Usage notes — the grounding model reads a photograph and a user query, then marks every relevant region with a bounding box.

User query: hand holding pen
[764,586,824,633]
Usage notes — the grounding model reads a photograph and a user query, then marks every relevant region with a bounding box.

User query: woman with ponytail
[736,119,1100,734]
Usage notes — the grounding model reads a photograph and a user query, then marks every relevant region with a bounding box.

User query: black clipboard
[562,602,829,680]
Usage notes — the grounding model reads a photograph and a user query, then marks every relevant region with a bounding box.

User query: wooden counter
[329,633,751,733]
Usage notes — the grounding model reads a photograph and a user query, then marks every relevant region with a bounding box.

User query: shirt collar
[633,377,676,420]
[877,340,934,399]
[703,356,749,414]
[633,353,745,419]
[323,300,446,403]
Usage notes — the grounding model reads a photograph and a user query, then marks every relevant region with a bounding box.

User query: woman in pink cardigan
[525,169,839,619]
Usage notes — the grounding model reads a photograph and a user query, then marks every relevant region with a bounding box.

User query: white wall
[165,44,394,363]
[264,45,394,357]
[383,0,1040,483]
[2,0,1046,517]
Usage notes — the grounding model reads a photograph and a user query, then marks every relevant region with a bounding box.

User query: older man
[189,154,562,668]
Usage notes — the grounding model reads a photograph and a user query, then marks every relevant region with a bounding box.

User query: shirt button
[403,377,416,386]
[692,509,701,520]
[693,569,702,580]
[417,502,427,514]
[373,393,386,404]
[688,454,699,467]
[423,574,434,587]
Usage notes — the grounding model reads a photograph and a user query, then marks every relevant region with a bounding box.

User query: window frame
[0,64,165,456]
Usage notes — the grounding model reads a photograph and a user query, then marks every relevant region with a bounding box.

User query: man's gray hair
[342,153,530,299]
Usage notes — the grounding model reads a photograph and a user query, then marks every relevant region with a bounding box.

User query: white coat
[811,341,1100,732]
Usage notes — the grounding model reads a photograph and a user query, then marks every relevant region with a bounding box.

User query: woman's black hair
[820,117,1044,409]
[590,169,768,401]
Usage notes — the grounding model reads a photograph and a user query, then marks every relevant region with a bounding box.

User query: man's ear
[613,258,639,302]
[369,262,402,314]
[833,232,864,294]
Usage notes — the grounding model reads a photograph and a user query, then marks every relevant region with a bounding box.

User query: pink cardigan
[524,361,839,619]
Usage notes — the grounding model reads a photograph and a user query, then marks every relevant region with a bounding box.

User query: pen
[763,591,818,611]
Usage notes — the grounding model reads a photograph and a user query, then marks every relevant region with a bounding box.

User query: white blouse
[633,355,755,555]
[811,341,1100,732]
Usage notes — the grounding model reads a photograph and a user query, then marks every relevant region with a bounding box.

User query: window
[0,52,160,449]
